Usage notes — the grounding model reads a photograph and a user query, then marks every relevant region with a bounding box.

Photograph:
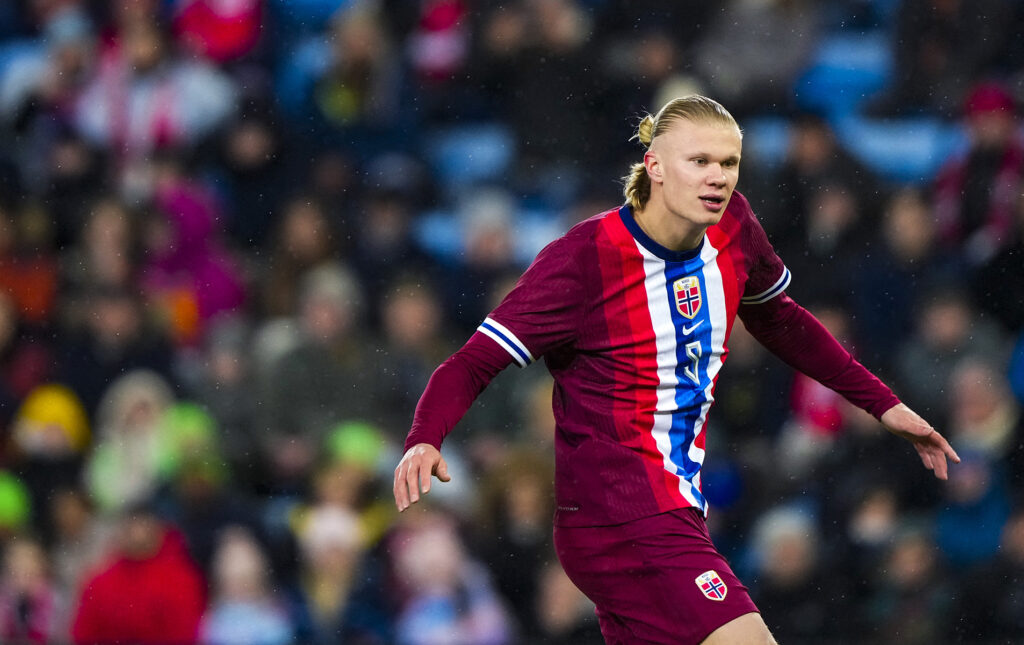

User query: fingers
[926,429,959,481]
[436,457,450,482]
[933,430,961,464]
[419,461,432,496]
[929,449,948,481]
[393,457,424,512]
[917,446,935,473]
[393,445,448,512]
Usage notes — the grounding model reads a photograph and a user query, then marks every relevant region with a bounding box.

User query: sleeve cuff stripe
[479,318,533,367]
[741,267,791,304]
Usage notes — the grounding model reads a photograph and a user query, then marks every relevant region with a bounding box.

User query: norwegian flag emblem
[673,276,702,319]
[695,570,728,601]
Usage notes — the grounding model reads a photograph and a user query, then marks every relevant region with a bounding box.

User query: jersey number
[684,341,702,385]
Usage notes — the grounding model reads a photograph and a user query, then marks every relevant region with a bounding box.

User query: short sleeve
[739,203,791,305]
[479,234,586,367]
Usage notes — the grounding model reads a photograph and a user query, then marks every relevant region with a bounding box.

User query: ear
[644,150,663,184]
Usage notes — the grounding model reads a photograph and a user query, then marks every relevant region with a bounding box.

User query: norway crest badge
[695,570,727,601]
[673,276,702,319]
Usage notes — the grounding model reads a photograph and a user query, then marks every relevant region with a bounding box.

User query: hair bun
[635,115,655,147]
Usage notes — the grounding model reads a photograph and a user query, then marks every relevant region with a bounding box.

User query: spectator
[853,187,960,364]
[151,403,267,575]
[290,506,365,643]
[473,447,555,637]
[933,81,1024,266]
[471,0,609,199]
[692,0,821,118]
[8,383,90,540]
[946,357,1024,489]
[72,10,237,174]
[83,370,175,514]
[748,505,845,642]
[893,288,1005,426]
[865,528,952,644]
[55,287,176,416]
[773,304,870,480]
[206,99,297,249]
[392,510,512,645]
[935,451,1011,568]
[764,113,881,242]
[46,487,114,610]
[180,317,263,490]
[71,505,206,645]
[200,527,294,645]
[0,3,96,199]
[171,0,264,66]
[140,157,246,347]
[374,276,453,438]
[258,195,340,319]
[257,262,380,492]
[302,2,413,157]
[350,155,436,303]
[59,195,140,318]
[832,487,902,626]
[0,536,66,645]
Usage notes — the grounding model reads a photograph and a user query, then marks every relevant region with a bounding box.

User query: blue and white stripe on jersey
[740,266,791,304]
[478,317,535,367]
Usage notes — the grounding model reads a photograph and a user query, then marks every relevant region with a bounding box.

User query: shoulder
[714,190,763,241]
[726,190,758,225]
[531,207,617,263]
[560,207,618,246]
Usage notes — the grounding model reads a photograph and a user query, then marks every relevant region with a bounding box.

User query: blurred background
[0,0,1021,643]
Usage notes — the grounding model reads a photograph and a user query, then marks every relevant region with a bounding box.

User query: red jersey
[406,191,898,527]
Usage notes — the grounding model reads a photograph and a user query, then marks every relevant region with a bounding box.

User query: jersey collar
[618,204,704,263]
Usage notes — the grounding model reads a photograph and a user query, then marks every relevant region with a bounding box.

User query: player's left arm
[738,293,960,479]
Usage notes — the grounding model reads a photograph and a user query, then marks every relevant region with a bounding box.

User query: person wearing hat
[933,81,1024,266]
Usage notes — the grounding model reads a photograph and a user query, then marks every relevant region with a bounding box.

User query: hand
[393,443,450,512]
[880,403,960,480]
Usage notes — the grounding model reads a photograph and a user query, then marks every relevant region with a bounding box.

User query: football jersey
[478,191,790,527]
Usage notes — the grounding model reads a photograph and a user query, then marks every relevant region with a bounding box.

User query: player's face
[645,119,742,233]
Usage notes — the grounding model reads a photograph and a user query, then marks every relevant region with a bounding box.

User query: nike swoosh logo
[681,320,703,335]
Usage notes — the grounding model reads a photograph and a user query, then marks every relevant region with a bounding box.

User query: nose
[706,164,727,186]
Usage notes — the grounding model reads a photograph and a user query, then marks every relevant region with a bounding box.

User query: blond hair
[622,95,740,211]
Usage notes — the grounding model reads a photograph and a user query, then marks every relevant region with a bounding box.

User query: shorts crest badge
[673,276,702,319]
[695,570,727,601]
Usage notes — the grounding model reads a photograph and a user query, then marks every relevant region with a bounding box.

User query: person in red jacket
[71,505,206,645]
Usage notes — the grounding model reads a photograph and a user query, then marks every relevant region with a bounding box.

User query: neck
[634,202,707,251]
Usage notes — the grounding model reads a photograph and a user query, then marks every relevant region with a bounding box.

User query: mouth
[699,195,726,210]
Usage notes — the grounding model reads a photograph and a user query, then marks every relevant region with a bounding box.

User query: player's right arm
[393,229,588,511]
[393,333,513,511]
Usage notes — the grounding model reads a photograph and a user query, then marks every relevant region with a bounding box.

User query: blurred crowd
[0,0,1021,643]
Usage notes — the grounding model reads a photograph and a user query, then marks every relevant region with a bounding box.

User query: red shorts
[554,508,759,645]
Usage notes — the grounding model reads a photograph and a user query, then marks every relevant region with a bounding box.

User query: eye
[693,158,707,166]
[723,159,738,169]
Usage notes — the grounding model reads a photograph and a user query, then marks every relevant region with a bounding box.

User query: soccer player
[393,95,959,645]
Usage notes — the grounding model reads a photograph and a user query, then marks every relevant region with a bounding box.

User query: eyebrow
[689,153,741,163]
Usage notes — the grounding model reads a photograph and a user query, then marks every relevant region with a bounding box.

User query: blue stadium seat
[422,124,516,195]
[832,115,968,184]
[793,32,893,117]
